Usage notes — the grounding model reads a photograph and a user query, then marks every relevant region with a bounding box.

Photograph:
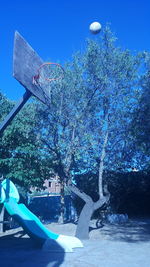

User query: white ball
[89,22,102,34]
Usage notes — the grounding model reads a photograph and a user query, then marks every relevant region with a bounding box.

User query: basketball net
[33,62,64,101]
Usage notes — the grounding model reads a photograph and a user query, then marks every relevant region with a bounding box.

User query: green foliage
[130,52,150,169]
[0,95,49,190]
[34,26,145,186]
[0,92,14,121]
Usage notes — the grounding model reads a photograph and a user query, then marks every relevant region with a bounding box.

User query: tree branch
[68,184,93,203]
[98,129,109,198]
[93,194,110,210]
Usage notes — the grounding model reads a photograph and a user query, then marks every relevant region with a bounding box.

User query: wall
[28,195,76,222]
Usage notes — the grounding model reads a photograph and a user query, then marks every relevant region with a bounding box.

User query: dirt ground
[1,218,150,267]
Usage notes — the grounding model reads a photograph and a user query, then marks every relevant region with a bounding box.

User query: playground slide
[0,186,5,204]
[0,179,83,252]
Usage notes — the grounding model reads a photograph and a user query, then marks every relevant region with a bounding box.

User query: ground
[0,218,150,267]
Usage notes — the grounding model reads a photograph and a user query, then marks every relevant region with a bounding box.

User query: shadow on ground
[94,218,150,243]
[0,231,65,267]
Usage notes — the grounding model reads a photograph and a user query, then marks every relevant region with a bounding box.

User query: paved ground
[0,219,150,267]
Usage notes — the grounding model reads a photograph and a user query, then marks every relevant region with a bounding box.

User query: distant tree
[0,92,14,121]
[0,93,13,176]
[0,93,48,191]
[0,93,54,231]
[131,52,150,169]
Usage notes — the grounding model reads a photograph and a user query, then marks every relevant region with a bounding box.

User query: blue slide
[0,179,83,252]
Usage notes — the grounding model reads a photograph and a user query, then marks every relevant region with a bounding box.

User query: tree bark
[75,200,94,239]
[68,184,109,239]
[98,126,109,198]
[58,180,65,224]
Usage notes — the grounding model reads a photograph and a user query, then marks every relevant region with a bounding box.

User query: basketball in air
[89,22,102,34]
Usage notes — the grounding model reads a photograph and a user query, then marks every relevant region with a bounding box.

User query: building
[43,175,61,195]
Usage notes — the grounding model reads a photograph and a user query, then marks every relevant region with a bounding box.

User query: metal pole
[0,90,32,135]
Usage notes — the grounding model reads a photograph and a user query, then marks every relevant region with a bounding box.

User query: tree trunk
[58,180,65,224]
[68,184,109,239]
[75,200,94,239]
[75,195,109,239]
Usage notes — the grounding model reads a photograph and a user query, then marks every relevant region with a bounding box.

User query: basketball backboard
[13,31,50,104]
[0,31,54,134]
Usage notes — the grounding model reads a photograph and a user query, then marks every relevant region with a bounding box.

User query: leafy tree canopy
[0,94,50,191]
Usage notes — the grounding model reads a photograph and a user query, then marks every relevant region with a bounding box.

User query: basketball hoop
[33,62,65,85]
[32,62,65,102]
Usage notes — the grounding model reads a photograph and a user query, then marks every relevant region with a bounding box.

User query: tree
[33,26,144,238]
[69,27,143,238]
[0,93,48,191]
[130,52,150,170]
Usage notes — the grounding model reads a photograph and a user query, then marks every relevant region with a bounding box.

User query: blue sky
[0,0,149,101]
